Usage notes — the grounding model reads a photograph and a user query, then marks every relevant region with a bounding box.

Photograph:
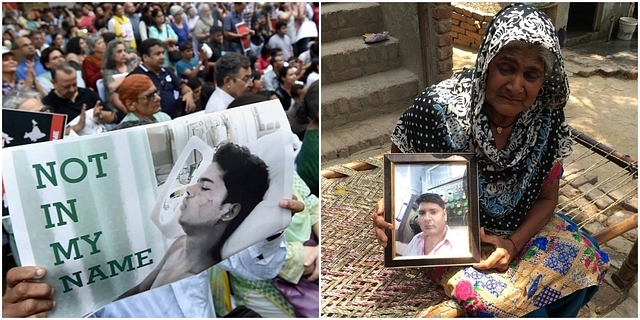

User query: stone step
[321,112,403,162]
[322,68,420,129]
[322,36,402,85]
[321,2,383,43]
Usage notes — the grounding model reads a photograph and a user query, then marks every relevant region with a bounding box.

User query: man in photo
[403,193,468,257]
[118,142,270,299]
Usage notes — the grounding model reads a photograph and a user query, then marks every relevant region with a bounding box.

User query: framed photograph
[384,153,481,268]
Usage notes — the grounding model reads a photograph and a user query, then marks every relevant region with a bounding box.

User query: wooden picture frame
[384,153,481,268]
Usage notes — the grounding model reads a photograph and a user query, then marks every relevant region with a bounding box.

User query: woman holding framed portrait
[373,3,609,317]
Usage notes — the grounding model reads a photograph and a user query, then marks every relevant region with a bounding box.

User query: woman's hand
[279,197,304,216]
[2,266,55,318]
[303,245,319,281]
[372,198,394,248]
[473,227,518,272]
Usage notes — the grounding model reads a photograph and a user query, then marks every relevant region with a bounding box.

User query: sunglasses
[139,90,159,101]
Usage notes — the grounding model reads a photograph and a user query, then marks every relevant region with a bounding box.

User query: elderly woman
[373,4,609,317]
[102,39,137,119]
[2,89,50,112]
[118,74,170,124]
[169,5,190,46]
[82,33,106,92]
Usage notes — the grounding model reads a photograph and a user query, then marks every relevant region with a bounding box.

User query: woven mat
[321,161,447,318]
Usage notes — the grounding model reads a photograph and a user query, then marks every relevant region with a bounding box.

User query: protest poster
[2,100,294,317]
[235,21,251,52]
[2,109,67,219]
[2,108,67,148]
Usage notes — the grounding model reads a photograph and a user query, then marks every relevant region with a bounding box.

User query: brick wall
[431,3,454,82]
[450,4,493,49]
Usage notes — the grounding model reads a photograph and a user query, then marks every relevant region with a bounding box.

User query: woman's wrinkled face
[113,43,127,64]
[93,38,106,54]
[485,47,545,118]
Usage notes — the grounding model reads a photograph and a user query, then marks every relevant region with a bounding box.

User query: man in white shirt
[404,193,469,257]
[205,52,253,113]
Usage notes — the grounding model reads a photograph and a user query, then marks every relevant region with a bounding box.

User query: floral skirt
[427,213,610,317]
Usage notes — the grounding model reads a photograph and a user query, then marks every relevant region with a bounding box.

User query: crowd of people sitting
[2,2,320,318]
[2,2,319,123]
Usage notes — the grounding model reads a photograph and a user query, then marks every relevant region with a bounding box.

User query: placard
[2,100,294,316]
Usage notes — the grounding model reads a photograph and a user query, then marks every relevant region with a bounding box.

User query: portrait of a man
[403,193,469,257]
[118,142,270,299]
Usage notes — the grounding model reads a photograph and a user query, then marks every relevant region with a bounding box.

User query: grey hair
[85,33,103,54]
[51,62,76,82]
[501,41,556,79]
[2,89,42,110]
[102,39,126,70]
[214,52,251,87]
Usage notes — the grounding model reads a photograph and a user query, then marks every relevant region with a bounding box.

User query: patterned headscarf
[391,4,573,234]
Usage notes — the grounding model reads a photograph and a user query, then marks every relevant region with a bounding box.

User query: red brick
[479,27,487,35]
[460,21,476,31]
[451,25,465,34]
[437,46,453,60]
[435,20,452,34]
[466,30,483,41]
[431,6,452,20]
[456,33,473,44]
[437,60,453,73]
[451,11,465,22]
[454,38,472,47]
[466,17,475,25]
[451,17,460,26]
[472,12,486,21]
[436,34,453,47]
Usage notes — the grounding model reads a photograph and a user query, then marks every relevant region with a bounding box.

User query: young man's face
[179,162,231,233]
[277,25,287,36]
[44,49,64,69]
[181,48,193,61]
[417,202,447,237]
[211,31,223,44]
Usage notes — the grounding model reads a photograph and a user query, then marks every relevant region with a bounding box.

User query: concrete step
[321,36,402,85]
[321,2,383,43]
[321,112,402,162]
[322,68,420,129]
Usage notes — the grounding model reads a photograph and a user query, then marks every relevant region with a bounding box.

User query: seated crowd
[2,2,319,318]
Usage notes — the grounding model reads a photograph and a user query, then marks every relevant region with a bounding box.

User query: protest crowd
[2,2,320,318]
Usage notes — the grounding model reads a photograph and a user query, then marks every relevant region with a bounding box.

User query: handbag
[273,233,319,318]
